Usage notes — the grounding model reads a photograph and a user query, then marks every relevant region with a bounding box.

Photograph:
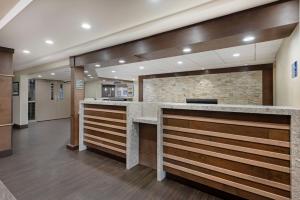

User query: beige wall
[275,25,300,107]
[35,80,71,121]
[85,80,102,99]
[143,71,263,105]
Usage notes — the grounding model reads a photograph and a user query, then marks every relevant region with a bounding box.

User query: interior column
[0,47,14,157]
[67,57,84,150]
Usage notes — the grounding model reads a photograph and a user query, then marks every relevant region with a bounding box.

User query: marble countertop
[159,103,300,115]
[81,100,300,115]
[133,117,158,125]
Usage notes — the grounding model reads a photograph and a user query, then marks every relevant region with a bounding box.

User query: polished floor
[0,119,222,200]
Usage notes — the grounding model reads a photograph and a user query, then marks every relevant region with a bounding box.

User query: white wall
[35,80,71,121]
[13,75,28,126]
[275,25,300,107]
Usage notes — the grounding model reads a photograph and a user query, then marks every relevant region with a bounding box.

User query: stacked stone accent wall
[143,71,262,105]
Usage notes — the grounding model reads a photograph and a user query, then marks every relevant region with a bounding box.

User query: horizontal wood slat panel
[84,108,126,114]
[85,133,125,147]
[164,126,290,148]
[85,120,126,130]
[84,115,126,124]
[164,162,289,200]
[85,126,126,137]
[164,134,289,161]
[164,142,290,173]
[164,154,290,191]
[163,114,290,130]
[84,139,126,154]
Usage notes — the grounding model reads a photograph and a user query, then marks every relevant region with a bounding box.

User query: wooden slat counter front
[79,101,140,170]
[157,104,300,200]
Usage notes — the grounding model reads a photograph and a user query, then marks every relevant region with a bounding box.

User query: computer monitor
[186,98,218,104]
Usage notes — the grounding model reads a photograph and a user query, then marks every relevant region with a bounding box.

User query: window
[58,84,64,100]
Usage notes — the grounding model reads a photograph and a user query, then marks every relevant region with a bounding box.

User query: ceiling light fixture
[177,61,183,65]
[233,53,240,57]
[87,74,91,77]
[95,64,101,67]
[139,66,144,70]
[81,23,91,30]
[23,50,31,54]
[45,40,54,45]
[50,73,55,76]
[118,59,125,64]
[243,36,255,42]
[84,70,88,73]
[182,47,192,53]
[90,77,94,79]
[38,75,42,78]
[112,70,116,73]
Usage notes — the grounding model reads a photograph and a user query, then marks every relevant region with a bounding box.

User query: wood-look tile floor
[0,119,223,200]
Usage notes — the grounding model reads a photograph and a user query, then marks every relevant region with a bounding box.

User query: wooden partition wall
[83,104,127,158]
[0,47,14,157]
[162,109,291,200]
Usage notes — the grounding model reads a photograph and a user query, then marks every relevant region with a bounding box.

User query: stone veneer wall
[143,71,263,105]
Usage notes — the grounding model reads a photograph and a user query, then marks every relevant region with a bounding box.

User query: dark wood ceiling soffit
[73,0,299,67]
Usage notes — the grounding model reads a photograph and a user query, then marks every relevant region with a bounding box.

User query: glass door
[28,79,36,121]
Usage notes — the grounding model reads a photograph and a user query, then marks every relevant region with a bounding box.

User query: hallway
[0,119,222,200]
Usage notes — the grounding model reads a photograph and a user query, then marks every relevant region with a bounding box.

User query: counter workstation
[78,100,300,200]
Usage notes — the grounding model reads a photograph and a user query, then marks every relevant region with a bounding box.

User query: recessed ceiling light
[90,77,94,79]
[50,73,55,76]
[81,23,91,30]
[45,40,54,45]
[95,64,101,67]
[84,70,88,73]
[233,53,240,57]
[139,66,144,70]
[243,36,255,42]
[87,74,91,77]
[23,50,31,54]
[38,75,42,78]
[182,47,192,53]
[177,61,183,65]
[112,70,116,73]
[118,59,125,64]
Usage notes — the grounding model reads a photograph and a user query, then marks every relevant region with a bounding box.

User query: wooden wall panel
[139,123,157,169]
[0,47,13,157]
[83,105,127,159]
[162,109,291,200]
[0,126,12,151]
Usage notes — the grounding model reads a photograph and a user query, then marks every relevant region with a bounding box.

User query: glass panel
[28,79,36,101]
[28,102,35,120]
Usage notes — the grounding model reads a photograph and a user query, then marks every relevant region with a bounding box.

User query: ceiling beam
[73,0,299,67]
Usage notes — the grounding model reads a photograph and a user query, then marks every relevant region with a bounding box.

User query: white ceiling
[29,67,71,81]
[0,0,278,71]
[95,39,283,80]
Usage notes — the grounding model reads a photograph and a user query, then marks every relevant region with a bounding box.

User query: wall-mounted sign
[13,82,19,96]
[292,61,298,79]
[75,80,84,89]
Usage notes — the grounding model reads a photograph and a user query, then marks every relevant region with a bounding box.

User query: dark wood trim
[0,46,14,53]
[138,64,273,105]
[66,144,79,151]
[13,124,29,129]
[72,0,298,67]
[0,149,13,158]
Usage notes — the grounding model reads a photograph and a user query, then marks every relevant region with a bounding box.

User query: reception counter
[78,100,300,200]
